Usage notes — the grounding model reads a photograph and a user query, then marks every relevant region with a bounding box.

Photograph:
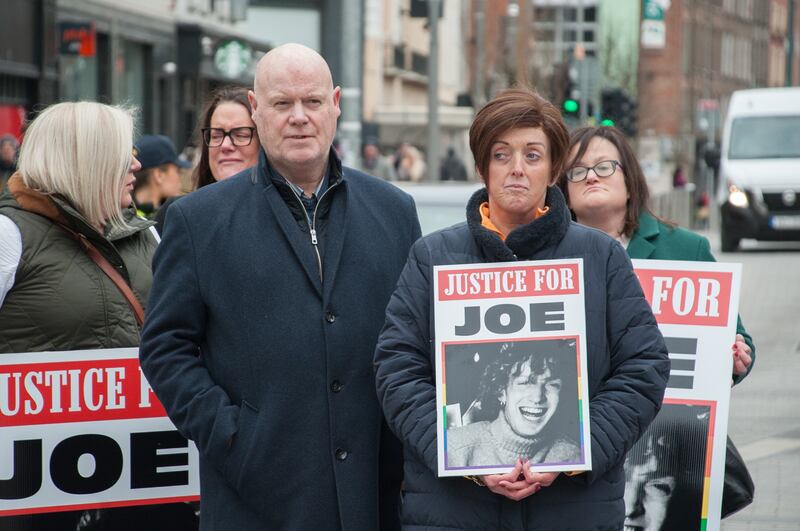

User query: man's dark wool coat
[140,149,421,530]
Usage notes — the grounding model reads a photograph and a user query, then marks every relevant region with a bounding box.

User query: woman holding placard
[0,102,196,530]
[558,126,756,527]
[374,88,669,530]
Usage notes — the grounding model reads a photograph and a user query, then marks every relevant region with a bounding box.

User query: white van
[717,87,800,251]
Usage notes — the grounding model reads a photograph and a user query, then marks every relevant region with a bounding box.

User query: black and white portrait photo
[623,402,711,531]
[443,339,583,470]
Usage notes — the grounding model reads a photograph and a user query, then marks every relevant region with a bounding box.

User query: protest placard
[628,259,742,531]
[0,348,199,517]
[433,259,592,477]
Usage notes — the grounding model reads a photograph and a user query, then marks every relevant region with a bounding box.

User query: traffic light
[410,0,443,18]
[618,95,637,137]
[601,88,637,137]
[563,98,579,114]
[562,63,580,118]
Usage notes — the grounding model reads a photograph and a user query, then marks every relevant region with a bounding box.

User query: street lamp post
[427,0,441,181]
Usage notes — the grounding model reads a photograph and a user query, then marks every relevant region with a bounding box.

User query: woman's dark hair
[469,87,570,185]
[192,85,253,189]
[558,126,653,237]
[625,404,709,529]
[476,340,577,428]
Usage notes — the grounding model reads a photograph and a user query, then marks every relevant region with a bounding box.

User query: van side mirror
[703,145,721,171]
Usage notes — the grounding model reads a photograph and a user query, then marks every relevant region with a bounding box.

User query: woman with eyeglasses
[194,86,260,188]
[154,86,260,234]
[558,126,754,385]
[559,126,755,528]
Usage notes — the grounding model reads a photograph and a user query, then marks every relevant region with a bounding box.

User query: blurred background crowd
[1,0,798,232]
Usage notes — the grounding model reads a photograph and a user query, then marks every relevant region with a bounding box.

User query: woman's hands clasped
[480,458,559,501]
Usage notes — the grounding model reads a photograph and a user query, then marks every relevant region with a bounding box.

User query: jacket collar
[626,211,659,258]
[466,185,571,261]
[4,173,153,244]
[253,146,344,190]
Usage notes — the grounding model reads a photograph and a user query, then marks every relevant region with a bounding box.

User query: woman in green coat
[558,126,755,530]
[558,126,754,383]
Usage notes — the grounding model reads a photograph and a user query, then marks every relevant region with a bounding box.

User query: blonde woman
[0,102,196,529]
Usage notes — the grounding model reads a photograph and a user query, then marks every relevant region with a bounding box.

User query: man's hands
[480,458,559,501]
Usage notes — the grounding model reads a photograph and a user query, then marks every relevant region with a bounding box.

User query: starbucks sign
[214,39,252,78]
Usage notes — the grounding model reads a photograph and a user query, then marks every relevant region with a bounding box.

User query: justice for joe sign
[0,348,199,517]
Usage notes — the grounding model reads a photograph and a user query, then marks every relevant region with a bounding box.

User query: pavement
[697,229,800,531]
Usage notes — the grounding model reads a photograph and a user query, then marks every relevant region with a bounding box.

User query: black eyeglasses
[565,160,623,183]
[201,127,256,147]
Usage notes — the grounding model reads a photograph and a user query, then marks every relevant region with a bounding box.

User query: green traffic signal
[600,118,615,126]
[563,99,579,114]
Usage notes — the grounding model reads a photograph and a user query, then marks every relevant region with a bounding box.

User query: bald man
[141,44,421,530]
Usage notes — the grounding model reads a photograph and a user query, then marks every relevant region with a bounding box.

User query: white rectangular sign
[0,348,200,517]
[433,259,592,477]
[630,259,743,531]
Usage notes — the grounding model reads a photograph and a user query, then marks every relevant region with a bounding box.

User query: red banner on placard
[0,349,199,518]
[0,358,166,427]
[437,263,580,301]
[634,269,732,326]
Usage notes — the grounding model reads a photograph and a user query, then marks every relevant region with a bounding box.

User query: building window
[583,30,595,42]
[394,45,405,69]
[411,52,427,76]
[119,40,152,130]
[533,7,556,22]
[737,0,753,19]
[535,28,555,42]
[563,7,577,22]
[682,20,692,74]
[563,29,577,42]
[733,37,752,81]
[584,6,596,22]
[60,56,98,101]
[721,33,734,78]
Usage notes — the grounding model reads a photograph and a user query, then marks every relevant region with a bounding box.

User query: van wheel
[721,225,740,252]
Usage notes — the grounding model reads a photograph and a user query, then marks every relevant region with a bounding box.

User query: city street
[712,235,800,530]
[2,1,799,529]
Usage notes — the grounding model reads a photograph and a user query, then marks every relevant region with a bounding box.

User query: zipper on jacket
[288,180,340,281]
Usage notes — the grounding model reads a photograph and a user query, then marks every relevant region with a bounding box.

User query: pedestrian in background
[672,164,687,189]
[362,140,397,180]
[440,146,468,181]
[0,134,19,190]
[154,85,260,235]
[133,134,190,219]
[374,88,668,530]
[140,43,420,530]
[396,142,426,181]
[0,101,196,530]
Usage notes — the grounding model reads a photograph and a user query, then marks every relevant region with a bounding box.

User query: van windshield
[728,116,800,159]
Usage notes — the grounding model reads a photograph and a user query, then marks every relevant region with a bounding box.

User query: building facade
[0,0,57,140]
[636,0,775,193]
[0,0,266,151]
[361,0,473,176]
